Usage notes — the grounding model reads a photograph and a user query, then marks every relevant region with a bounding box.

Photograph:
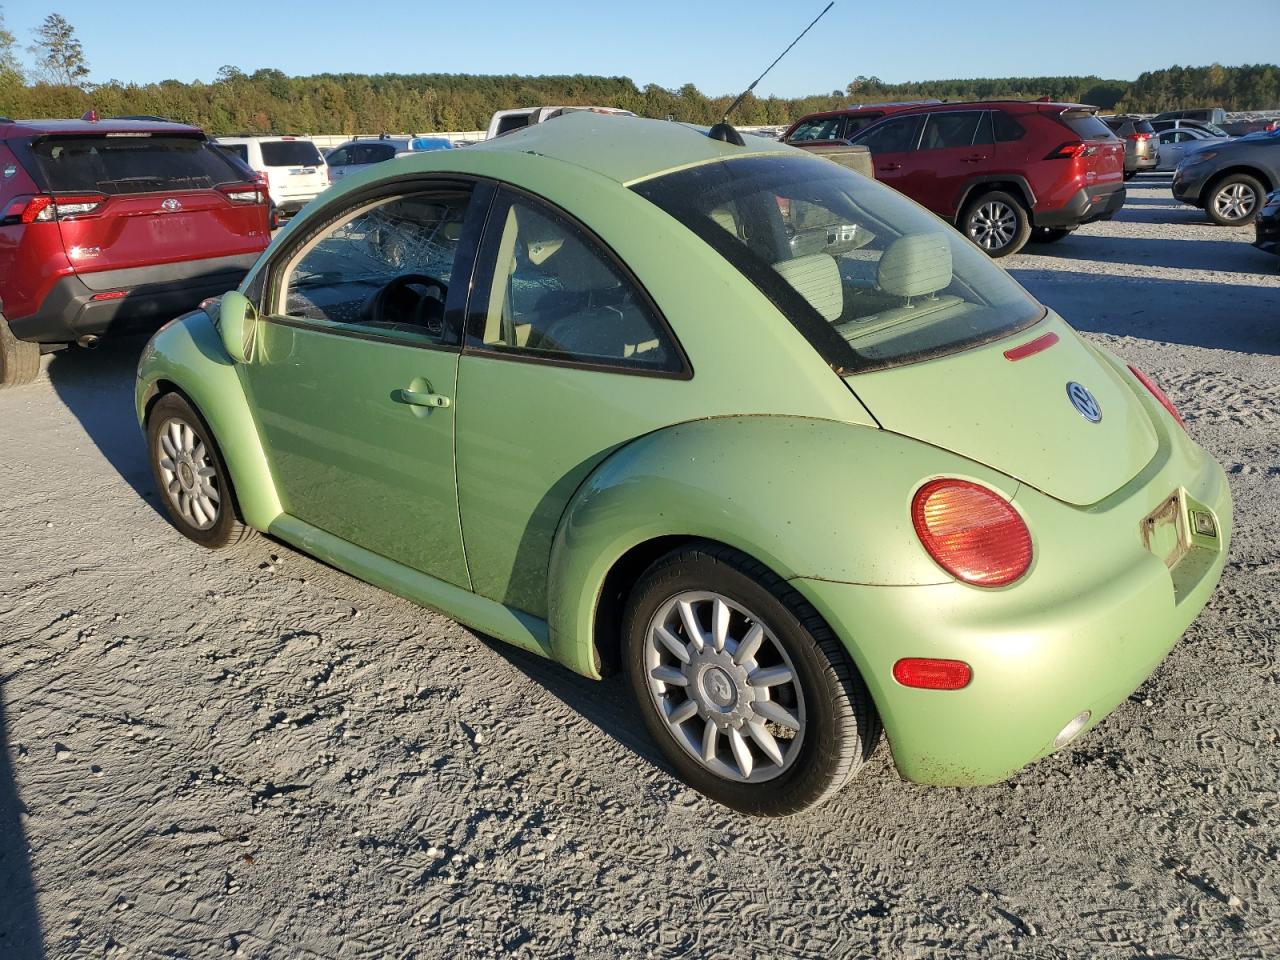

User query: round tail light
[911,479,1032,587]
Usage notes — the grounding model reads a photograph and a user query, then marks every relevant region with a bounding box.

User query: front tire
[1205,173,1265,226]
[960,190,1031,258]
[623,542,879,816]
[146,392,253,549]
[0,317,41,387]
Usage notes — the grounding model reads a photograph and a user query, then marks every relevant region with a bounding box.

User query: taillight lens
[220,183,267,204]
[1128,364,1185,429]
[1129,132,1151,142]
[1045,140,1088,160]
[893,658,972,690]
[2,194,104,224]
[911,479,1032,587]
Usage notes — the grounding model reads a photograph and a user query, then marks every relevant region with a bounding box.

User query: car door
[453,187,690,617]
[325,146,351,181]
[241,179,490,589]
[851,114,925,200]
[904,110,989,218]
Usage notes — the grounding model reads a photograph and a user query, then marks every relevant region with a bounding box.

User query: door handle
[394,388,451,409]
[877,163,902,172]
[962,154,987,163]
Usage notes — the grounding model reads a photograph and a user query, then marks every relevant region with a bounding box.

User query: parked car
[780,101,939,147]
[325,135,452,183]
[1220,117,1280,138]
[135,113,1230,815]
[1153,107,1227,126]
[842,99,1126,257]
[0,115,270,385]
[1101,116,1160,179]
[1149,118,1230,139]
[1254,188,1280,259]
[213,136,327,218]
[486,106,635,139]
[1171,133,1280,225]
[1156,127,1220,171]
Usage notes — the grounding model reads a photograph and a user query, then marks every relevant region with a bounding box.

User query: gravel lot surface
[1,173,1277,960]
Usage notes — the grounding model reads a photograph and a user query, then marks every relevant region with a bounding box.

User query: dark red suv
[787,100,1126,257]
[0,116,270,385]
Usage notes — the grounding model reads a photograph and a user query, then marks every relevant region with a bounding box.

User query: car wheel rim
[156,417,220,531]
[643,591,807,784]
[968,201,1017,250]
[1214,183,1257,221]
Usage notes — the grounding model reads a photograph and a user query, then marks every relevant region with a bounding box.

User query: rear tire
[960,190,1031,258]
[1123,171,1136,182]
[146,392,254,549]
[1204,173,1266,226]
[1029,227,1072,244]
[0,316,41,387]
[623,541,879,816]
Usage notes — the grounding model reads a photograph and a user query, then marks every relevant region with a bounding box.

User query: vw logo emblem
[161,198,182,212]
[1066,382,1102,423]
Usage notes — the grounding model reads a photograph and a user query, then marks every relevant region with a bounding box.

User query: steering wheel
[364,273,449,334]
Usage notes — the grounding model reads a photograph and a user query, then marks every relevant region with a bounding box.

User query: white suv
[214,136,328,216]
[324,136,453,183]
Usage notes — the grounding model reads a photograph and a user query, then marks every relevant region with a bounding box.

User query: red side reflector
[91,291,126,301]
[893,658,972,690]
[1003,331,1060,361]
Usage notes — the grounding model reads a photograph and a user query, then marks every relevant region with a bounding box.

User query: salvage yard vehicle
[214,135,328,218]
[839,99,1126,257]
[1101,115,1160,180]
[1156,127,1220,172]
[1254,189,1280,259]
[0,115,271,386]
[485,105,636,139]
[136,113,1232,816]
[1172,132,1280,225]
[325,135,452,183]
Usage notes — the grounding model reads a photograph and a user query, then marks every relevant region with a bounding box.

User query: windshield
[631,153,1043,373]
[33,135,242,195]
[260,140,324,167]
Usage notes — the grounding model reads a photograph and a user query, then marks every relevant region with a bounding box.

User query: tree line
[1,9,1277,134]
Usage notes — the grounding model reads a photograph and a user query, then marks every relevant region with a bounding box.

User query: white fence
[302,125,784,150]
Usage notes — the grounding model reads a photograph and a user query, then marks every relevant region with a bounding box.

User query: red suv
[788,100,1126,257]
[0,116,270,385]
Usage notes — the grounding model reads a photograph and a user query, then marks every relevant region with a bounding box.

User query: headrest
[708,206,738,235]
[877,233,953,299]
[773,253,843,323]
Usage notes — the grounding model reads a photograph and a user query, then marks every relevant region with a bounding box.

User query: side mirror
[219,290,257,363]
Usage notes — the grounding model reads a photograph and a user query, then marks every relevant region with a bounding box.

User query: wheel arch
[1203,164,1276,196]
[953,176,1036,224]
[135,309,282,530]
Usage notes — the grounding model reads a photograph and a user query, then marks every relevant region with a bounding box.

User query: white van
[485,106,636,139]
[214,136,328,216]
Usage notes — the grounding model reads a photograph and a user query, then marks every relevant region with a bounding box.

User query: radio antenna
[709,1,835,145]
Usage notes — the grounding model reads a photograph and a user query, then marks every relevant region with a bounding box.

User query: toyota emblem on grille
[1066,382,1102,423]
[161,198,182,212]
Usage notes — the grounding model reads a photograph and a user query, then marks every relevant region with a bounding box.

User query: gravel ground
[1,173,1277,960]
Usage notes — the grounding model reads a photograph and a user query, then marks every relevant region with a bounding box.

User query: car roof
[469,112,792,185]
[0,117,203,137]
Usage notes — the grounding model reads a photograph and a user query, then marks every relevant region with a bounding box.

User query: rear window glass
[1064,113,1116,140]
[218,143,249,162]
[33,136,241,195]
[789,117,845,142]
[260,140,324,167]
[633,154,1043,374]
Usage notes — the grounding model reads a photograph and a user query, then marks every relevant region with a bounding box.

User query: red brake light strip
[1003,331,1060,361]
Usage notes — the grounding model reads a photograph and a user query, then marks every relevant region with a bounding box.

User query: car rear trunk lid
[845,314,1159,506]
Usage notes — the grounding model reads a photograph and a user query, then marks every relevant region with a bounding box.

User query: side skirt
[268,514,554,661]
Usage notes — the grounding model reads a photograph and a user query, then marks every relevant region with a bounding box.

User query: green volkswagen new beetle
[135,114,1231,815]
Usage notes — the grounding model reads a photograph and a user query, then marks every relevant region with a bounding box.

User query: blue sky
[8,0,1279,95]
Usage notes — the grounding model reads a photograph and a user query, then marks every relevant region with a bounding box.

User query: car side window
[992,111,1026,142]
[790,117,845,142]
[920,111,983,150]
[467,191,683,373]
[326,147,349,166]
[275,187,474,345]
[854,115,924,154]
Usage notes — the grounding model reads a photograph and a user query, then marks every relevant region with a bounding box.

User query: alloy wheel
[968,200,1017,251]
[1213,182,1257,222]
[643,591,807,783]
[156,417,220,530]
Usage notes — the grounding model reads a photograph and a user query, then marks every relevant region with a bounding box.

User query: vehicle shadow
[1022,234,1270,273]
[0,681,44,958]
[44,336,161,516]
[1011,270,1278,353]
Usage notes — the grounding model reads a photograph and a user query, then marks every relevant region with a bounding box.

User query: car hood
[844,313,1159,506]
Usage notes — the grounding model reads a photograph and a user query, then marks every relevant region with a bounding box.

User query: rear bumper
[1125,152,1160,174]
[8,253,259,345]
[794,423,1231,786]
[1034,184,1126,228]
